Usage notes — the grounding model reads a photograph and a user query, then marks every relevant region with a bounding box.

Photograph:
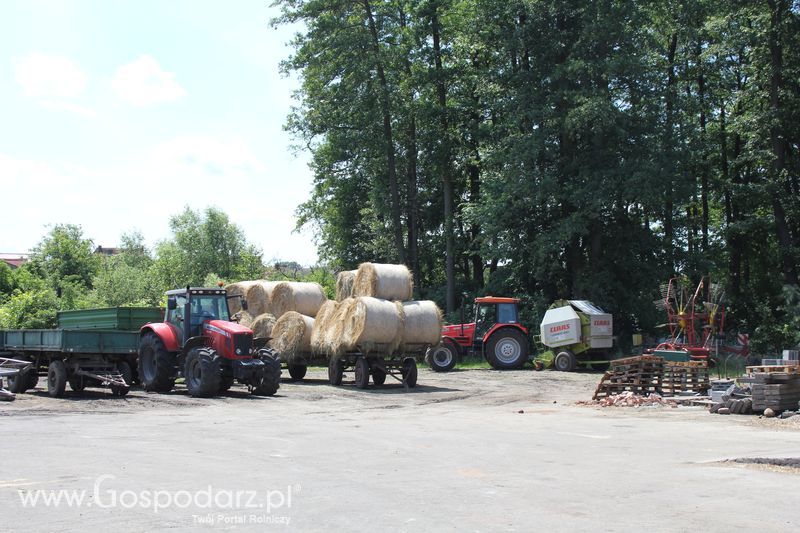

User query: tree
[27,224,99,291]
[152,206,264,288]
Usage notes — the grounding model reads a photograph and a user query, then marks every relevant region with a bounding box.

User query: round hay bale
[400,300,443,348]
[225,281,255,315]
[269,312,314,363]
[343,297,404,355]
[243,283,268,316]
[326,297,356,357]
[311,300,340,355]
[237,310,255,328]
[250,313,277,340]
[353,263,413,301]
[335,270,357,301]
[271,282,327,319]
[254,280,281,314]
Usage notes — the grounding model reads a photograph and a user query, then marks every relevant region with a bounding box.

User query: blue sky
[0,0,318,264]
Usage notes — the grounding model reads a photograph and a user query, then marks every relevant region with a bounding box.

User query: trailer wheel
[427,342,458,372]
[328,358,344,386]
[554,350,577,372]
[26,369,39,390]
[184,348,221,398]
[138,333,176,393]
[111,362,132,397]
[68,376,86,393]
[7,366,34,393]
[252,349,281,396]
[354,357,370,389]
[401,358,418,388]
[287,364,307,381]
[47,360,67,398]
[219,375,234,393]
[485,328,529,370]
[371,367,387,386]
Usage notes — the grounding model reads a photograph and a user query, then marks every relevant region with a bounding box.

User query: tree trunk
[766,0,798,285]
[362,0,405,264]
[431,6,456,312]
[664,33,678,263]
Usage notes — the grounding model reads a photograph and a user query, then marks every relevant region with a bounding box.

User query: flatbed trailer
[0,307,162,398]
[327,343,425,390]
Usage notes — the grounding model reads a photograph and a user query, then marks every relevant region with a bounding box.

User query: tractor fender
[481,323,529,347]
[441,337,463,360]
[140,323,180,352]
[182,335,211,355]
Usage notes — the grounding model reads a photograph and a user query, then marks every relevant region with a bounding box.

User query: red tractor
[427,297,530,371]
[138,286,281,398]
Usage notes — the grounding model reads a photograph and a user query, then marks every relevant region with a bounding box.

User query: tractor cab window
[189,295,229,336]
[497,303,518,324]
[475,304,497,338]
[167,295,187,328]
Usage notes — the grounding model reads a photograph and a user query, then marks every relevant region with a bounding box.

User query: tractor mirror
[240,297,248,311]
[167,297,177,310]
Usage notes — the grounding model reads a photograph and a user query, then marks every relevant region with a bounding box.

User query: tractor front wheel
[252,349,281,396]
[485,329,529,370]
[138,333,176,393]
[427,342,458,372]
[554,350,578,372]
[184,348,221,398]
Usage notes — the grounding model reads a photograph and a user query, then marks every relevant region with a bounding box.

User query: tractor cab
[473,297,522,345]
[165,287,246,343]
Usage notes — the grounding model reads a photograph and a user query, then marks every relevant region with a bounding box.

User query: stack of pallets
[593,355,664,400]
[662,361,710,395]
[748,366,800,413]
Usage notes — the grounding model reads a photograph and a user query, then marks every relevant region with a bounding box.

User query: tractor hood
[442,323,475,335]
[203,319,253,337]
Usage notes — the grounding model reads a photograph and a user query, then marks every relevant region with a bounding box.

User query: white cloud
[111,55,186,107]
[39,100,96,118]
[13,53,87,99]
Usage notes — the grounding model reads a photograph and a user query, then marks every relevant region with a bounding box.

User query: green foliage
[0,288,60,329]
[27,224,99,290]
[152,206,265,289]
[275,0,800,356]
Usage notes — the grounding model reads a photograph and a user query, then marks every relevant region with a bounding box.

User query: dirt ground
[2,367,799,532]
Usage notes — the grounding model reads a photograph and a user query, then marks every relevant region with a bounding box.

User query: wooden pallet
[662,361,710,394]
[747,365,800,375]
[593,355,665,400]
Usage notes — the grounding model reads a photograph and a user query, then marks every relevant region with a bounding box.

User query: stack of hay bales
[225,280,281,316]
[306,263,442,359]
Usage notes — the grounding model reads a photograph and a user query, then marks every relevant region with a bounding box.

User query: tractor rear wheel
[252,349,281,396]
[111,362,132,397]
[287,364,307,381]
[328,358,344,386]
[354,357,370,389]
[485,329,529,370]
[427,342,457,372]
[138,333,176,393]
[554,350,577,372]
[47,360,67,398]
[184,348,221,398]
[402,358,418,388]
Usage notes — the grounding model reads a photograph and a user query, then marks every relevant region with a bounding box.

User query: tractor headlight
[235,348,242,355]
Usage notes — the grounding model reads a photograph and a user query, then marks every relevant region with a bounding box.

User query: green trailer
[0,306,162,398]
